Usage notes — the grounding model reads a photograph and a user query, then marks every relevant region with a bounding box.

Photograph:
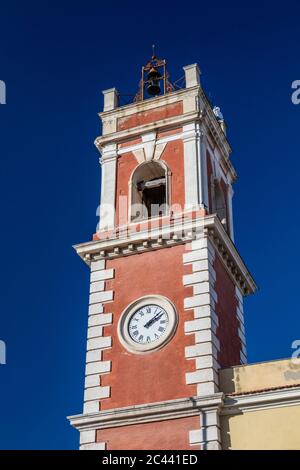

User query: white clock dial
[128,304,169,344]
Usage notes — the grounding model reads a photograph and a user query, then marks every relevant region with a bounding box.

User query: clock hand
[144,312,164,329]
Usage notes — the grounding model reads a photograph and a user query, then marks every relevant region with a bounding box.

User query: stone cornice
[99,86,199,120]
[95,110,199,150]
[222,386,300,415]
[68,394,224,431]
[206,216,257,295]
[68,387,300,432]
[73,214,257,296]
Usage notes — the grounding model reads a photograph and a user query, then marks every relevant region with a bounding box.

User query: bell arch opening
[213,180,227,229]
[130,161,168,222]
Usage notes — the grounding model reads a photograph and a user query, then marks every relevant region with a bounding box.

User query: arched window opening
[131,162,167,221]
[213,180,227,229]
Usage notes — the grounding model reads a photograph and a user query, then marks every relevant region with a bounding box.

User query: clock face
[128,304,169,345]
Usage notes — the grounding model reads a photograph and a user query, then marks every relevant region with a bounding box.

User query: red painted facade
[117,102,183,131]
[214,255,241,368]
[80,85,247,451]
[96,416,200,450]
[101,245,197,410]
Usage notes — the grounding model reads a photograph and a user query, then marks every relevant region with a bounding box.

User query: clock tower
[68,56,256,450]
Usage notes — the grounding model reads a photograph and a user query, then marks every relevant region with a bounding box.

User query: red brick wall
[214,255,241,367]
[96,416,200,450]
[117,103,183,131]
[101,245,197,410]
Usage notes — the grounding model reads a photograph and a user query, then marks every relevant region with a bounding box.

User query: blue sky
[0,0,299,449]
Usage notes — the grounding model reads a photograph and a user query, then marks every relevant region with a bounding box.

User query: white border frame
[118,295,178,354]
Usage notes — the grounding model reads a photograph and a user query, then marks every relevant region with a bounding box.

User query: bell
[146,67,161,96]
[147,79,161,96]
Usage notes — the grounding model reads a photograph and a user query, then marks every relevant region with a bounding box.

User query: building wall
[96,416,200,450]
[214,255,241,368]
[220,358,300,394]
[221,405,300,450]
[117,102,183,131]
[220,359,300,450]
[101,244,197,410]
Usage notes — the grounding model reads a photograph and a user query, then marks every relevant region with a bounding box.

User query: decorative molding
[74,215,257,296]
[95,84,235,183]
[68,394,224,431]
[222,386,300,415]
[95,111,199,150]
[130,132,167,163]
[117,130,181,156]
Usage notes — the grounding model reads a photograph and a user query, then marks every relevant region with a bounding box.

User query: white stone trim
[89,281,105,293]
[80,442,106,450]
[80,430,96,445]
[87,326,104,338]
[90,268,114,282]
[91,260,105,271]
[89,290,113,304]
[84,386,110,401]
[195,330,219,345]
[185,342,219,359]
[82,260,114,422]
[117,131,181,156]
[184,317,217,333]
[183,237,220,400]
[79,429,106,450]
[86,361,111,375]
[88,313,113,326]
[189,408,222,450]
[83,401,100,414]
[183,64,201,88]
[183,123,200,210]
[198,129,209,210]
[86,349,102,363]
[75,215,257,296]
[102,88,118,112]
[88,303,104,315]
[85,374,100,388]
[99,144,117,230]
[195,356,219,370]
[184,293,216,310]
[87,336,112,351]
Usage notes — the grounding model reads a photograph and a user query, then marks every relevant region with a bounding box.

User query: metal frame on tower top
[134,54,173,102]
